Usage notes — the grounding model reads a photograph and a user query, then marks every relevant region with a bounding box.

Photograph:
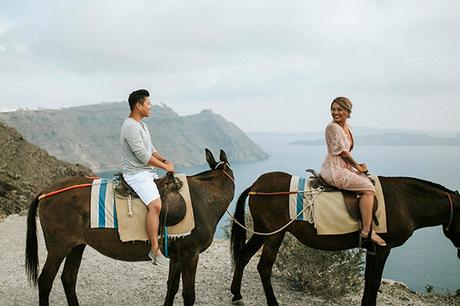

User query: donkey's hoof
[232,296,244,305]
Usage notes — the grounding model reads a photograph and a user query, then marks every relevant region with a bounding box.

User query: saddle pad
[115,173,195,242]
[289,176,387,235]
[114,197,148,241]
[90,179,118,228]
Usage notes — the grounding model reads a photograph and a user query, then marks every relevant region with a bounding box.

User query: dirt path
[0,215,456,305]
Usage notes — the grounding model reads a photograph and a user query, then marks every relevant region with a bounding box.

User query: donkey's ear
[220,149,230,165]
[205,148,217,169]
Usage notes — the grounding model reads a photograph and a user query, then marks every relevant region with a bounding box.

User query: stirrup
[359,231,387,247]
[359,231,386,256]
[359,234,376,255]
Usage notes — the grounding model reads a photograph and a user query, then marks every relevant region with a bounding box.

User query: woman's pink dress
[320,121,375,192]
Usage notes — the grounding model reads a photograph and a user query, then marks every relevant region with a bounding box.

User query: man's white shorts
[123,171,160,205]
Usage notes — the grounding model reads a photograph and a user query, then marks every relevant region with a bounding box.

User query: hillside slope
[0,122,93,216]
[0,103,268,172]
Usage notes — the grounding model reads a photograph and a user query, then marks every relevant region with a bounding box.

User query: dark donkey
[25,149,234,306]
[230,172,460,306]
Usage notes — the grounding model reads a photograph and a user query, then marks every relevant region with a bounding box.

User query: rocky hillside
[0,103,268,172]
[0,122,93,217]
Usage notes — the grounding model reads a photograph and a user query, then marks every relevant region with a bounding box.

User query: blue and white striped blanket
[90,179,118,228]
[288,175,387,235]
[288,177,314,222]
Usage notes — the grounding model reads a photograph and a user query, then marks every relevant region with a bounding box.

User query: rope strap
[227,187,324,236]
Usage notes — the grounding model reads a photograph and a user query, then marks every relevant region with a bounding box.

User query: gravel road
[0,215,457,305]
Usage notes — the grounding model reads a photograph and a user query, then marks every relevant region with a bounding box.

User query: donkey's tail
[230,186,252,265]
[25,195,40,285]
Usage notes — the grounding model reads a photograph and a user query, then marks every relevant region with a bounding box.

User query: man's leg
[146,197,162,254]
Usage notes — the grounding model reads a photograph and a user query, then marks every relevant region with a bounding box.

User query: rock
[0,122,93,216]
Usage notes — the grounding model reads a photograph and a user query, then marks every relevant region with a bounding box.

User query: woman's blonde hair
[330,97,352,118]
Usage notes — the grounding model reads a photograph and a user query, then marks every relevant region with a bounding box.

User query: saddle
[306,169,379,226]
[113,172,186,226]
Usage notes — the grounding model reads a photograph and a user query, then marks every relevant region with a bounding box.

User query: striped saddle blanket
[90,174,194,241]
[90,179,118,228]
[289,176,387,235]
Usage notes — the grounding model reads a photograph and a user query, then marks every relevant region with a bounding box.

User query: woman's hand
[358,163,368,173]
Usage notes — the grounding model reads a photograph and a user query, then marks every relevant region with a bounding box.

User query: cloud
[0,0,459,132]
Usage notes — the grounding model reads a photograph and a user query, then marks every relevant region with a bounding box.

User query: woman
[320,97,386,246]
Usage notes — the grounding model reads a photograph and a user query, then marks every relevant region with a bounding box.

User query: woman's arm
[339,151,367,173]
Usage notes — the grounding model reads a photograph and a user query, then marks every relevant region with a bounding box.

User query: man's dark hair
[128,89,150,111]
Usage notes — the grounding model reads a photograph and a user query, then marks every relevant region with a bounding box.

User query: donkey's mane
[190,169,214,179]
[381,176,454,193]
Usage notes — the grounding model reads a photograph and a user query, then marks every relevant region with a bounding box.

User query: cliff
[0,103,268,172]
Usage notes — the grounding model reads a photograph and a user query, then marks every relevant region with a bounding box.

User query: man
[120,89,175,267]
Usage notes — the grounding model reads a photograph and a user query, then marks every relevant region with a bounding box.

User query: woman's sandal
[359,230,387,247]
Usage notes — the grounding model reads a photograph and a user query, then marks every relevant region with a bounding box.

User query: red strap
[249,191,300,196]
[38,183,93,200]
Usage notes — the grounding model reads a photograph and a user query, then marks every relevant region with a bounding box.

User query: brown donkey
[26,149,234,306]
[230,172,460,306]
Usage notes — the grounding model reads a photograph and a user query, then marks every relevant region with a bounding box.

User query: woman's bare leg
[359,191,374,233]
[358,190,385,245]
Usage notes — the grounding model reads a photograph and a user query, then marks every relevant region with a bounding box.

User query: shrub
[225,216,364,298]
[273,233,364,297]
[425,284,434,294]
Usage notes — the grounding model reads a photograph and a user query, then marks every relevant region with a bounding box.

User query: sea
[101,132,460,293]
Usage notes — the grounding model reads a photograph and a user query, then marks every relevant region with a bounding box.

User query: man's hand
[164,161,175,173]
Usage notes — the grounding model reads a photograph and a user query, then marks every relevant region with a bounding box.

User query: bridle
[214,161,235,185]
[442,192,460,254]
[445,191,458,232]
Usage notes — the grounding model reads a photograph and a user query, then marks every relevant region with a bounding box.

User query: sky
[0,0,459,132]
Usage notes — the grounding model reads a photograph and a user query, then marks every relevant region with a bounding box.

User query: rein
[445,192,455,231]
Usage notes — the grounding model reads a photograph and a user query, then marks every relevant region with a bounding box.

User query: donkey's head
[442,190,460,259]
[205,148,234,183]
[183,148,235,232]
[201,148,235,201]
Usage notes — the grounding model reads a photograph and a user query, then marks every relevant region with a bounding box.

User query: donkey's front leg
[361,248,391,306]
[181,254,199,306]
[164,257,181,306]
